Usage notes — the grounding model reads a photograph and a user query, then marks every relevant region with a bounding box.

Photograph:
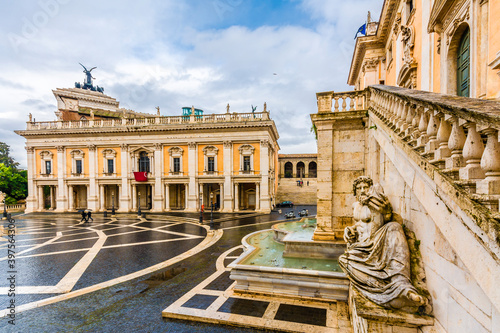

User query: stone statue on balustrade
[339,176,430,314]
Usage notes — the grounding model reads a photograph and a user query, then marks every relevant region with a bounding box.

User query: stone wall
[367,114,500,333]
[276,178,317,205]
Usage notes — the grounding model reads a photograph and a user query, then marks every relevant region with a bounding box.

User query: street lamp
[138,191,142,217]
[209,192,214,230]
[111,190,116,217]
[0,191,6,220]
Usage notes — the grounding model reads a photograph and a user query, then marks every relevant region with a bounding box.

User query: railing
[25,111,271,130]
[1,204,25,212]
[166,171,185,176]
[234,170,260,175]
[198,171,222,176]
[367,84,500,234]
[316,90,368,113]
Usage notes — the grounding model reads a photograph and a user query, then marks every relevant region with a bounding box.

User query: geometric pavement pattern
[163,245,353,333]
[0,214,209,313]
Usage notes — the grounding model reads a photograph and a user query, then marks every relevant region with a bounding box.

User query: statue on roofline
[340,176,430,314]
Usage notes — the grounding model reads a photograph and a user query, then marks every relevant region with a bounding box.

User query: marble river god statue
[339,176,428,313]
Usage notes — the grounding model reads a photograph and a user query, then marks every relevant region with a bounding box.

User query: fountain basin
[229,227,349,301]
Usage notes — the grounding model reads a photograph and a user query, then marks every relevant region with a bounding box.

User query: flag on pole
[355,23,366,39]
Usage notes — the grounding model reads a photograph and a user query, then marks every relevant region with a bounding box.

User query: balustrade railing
[368,85,500,212]
[316,90,368,113]
[25,111,270,130]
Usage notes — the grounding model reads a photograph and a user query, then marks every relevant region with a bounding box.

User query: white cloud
[0,0,385,168]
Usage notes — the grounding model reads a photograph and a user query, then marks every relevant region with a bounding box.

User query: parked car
[277,201,294,208]
[298,209,308,217]
[285,211,296,219]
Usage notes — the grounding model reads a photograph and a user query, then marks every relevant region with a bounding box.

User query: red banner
[134,172,148,182]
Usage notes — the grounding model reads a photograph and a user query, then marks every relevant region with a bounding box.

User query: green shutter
[457,28,470,97]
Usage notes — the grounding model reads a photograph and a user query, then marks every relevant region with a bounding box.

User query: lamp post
[138,191,142,217]
[111,190,116,217]
[0,191,6,220]
[209,192,214,230]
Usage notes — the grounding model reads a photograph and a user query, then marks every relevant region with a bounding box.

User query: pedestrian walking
[87,210,93,222]
[81,210,87,222]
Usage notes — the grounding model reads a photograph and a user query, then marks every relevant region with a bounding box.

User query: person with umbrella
[80,210,87,222]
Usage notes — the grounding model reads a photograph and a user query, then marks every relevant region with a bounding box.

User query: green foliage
[0,142,27,203]
[284,171,293,178]
[0,142,20,169]
[310,124,318,140]
[0,163,27,202]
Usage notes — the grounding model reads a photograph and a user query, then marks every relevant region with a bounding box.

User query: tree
[0,163,27,204]
[0,142,20,169]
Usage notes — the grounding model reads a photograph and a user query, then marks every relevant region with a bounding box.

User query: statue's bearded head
[353,176,373,205]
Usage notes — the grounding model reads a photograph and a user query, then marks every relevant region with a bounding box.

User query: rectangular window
[207,157,215,172]
[75,160,82,174]
[243,156,251,171]
[107,159,114,174]
[45,160,51,174]
[173,158,180,173]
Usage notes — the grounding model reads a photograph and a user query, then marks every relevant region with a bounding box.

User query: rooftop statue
[75,63,104,93]
[339,176,429,313]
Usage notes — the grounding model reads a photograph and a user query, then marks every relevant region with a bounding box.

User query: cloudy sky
[1,0,381,168]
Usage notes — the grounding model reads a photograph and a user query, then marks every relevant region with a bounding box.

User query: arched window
[284,162,293,178]
[296,162,305,178]
[457,27,470,97]
[138,151,150,173]
[308,161,317,178]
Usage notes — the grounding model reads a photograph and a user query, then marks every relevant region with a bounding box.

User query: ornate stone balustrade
[25,111,269,130]
[316,90,368,113]
[367,84,500,245]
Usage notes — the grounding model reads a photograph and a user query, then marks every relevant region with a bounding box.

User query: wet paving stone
[217,298,269,317]
[182,294,218,310]
[73,238,203,290]
[103,230,185,246]
[28,238,98,254]
[274,304,327,326]
[160,223,207,236]
[2,252,86,286]
[203,271,233,291]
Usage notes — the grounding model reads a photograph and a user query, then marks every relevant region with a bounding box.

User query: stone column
[219,183,224,211]
[132,184,137,210]
[68,185,74,211]
[184,184,188,210]
[222,141,233,212]
[119,144,130,212]
[259,140,270,212]
[199,183,204,210]
[153,143,163,211]
[38,185,44,211]
[234,183,239,212]
[305,162,309,178]
[99,185,105,211]
[25,147,36,213]
[88,145,98,210]
[50,186,56,209]
[256,182,260,211]
[187,142,197,211]
[55,146,67,211]
[165,183,170,211]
